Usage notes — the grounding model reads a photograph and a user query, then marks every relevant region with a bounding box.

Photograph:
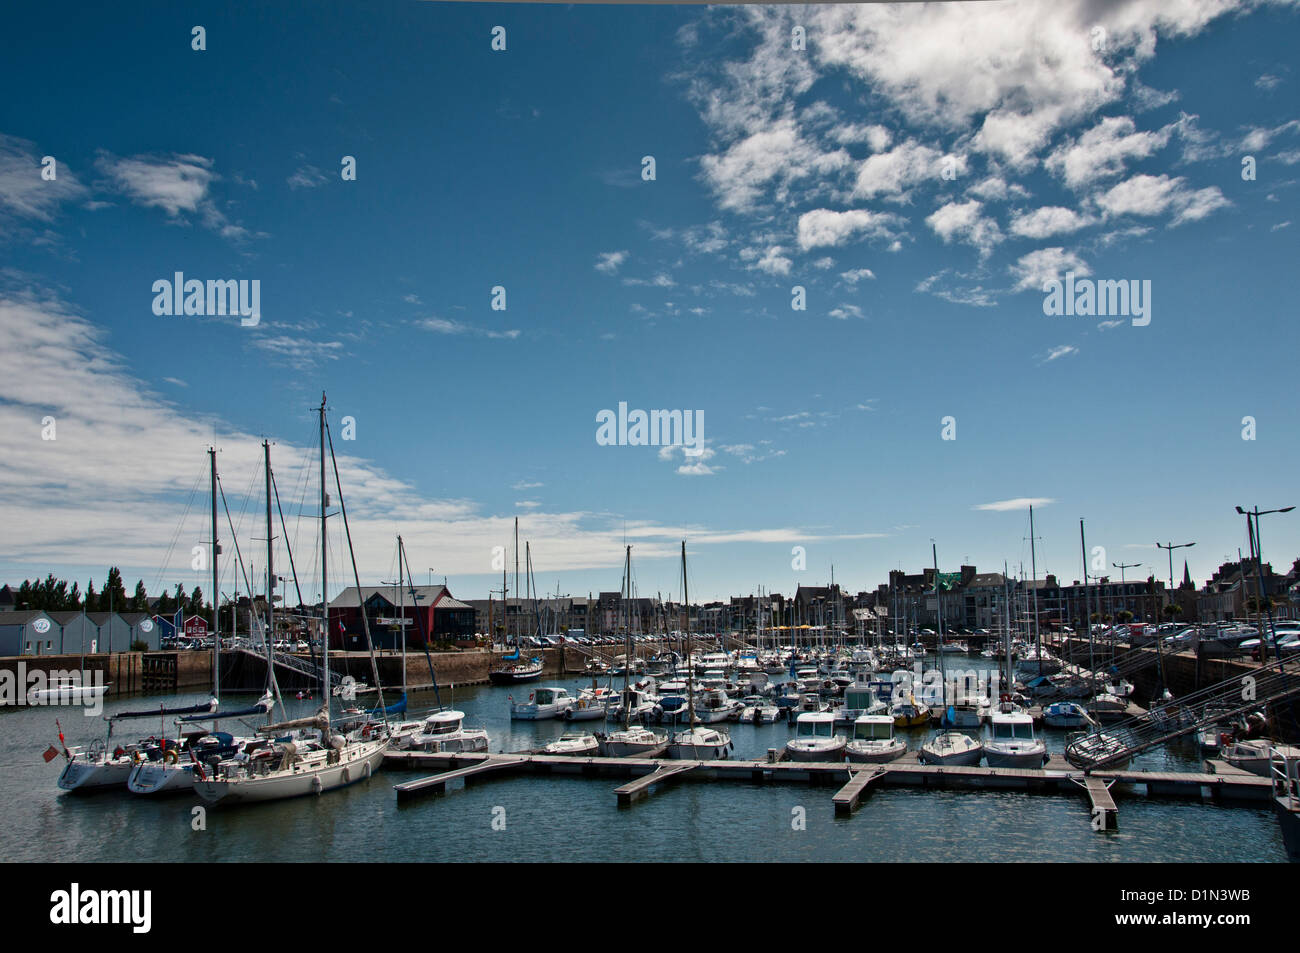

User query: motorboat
[891,694,931,728]
[845,714,906,764]
[1087,693,1129,724]
[919,730,984,766]
[693,688,742,724]
[541,732,600,757]
[401,710,490,753]
[667,725,732,760]
[1223,739,1300,777]
[599,726,668,757]
[983,711,1047,768]
[738,696,781,723]
[565,687,616,721]
[509,686,576,720]
[785,712,846,762]
[1042,701,1092,729]
[26,676,109,706]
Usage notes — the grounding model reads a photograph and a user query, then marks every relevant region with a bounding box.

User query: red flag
[42,745,60,763]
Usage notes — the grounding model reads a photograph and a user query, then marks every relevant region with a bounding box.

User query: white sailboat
[668,541,730,760]
[920,541,985,767]
[193,394,390,805]
[602,545,668,756]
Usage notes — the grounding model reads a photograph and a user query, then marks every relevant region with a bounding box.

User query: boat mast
[1029,504,1041,675]
[622,544,631,730]
[1080,519,1094,692]
[398,535,407,699]
[513,517,519,646]
[933,541,945,709]
[319,393,330,735]
[210,446,220,728]
[682,541,694,729]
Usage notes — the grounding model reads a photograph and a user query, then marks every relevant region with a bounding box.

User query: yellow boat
[892,694,932,728]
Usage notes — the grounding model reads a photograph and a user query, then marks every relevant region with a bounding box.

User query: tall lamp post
[1114,561,1140,624]
[1156,541,1195,623]
[1235,505,1294,664]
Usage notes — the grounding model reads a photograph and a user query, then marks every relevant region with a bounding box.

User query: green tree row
[12,570,211,621]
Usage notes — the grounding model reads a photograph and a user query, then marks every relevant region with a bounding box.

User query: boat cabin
[852,715,894,741]
[795,712,837,739]
[990,713,1036,741]
[423,710,466,734]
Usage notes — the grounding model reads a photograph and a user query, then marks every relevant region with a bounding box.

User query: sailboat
[600,545,668,757]
[920,542,985,766]
[668,541,731,760]
[192,394,388,804]
[489,518,544,685]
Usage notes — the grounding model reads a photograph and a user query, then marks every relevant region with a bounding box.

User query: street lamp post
[1235,505,1294,663]
[1156,541,1195,622]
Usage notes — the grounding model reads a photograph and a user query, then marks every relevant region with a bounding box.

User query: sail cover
[107,698,218,722]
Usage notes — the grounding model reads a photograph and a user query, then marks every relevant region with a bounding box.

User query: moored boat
[845,714,906,764]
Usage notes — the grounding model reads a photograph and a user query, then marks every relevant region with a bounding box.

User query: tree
[1117,610,1134,623]
[132,580,148,611]
[103,567,128,611]
[85,580,98,612]
[188,586,205,622]
[1163,603,1183,619]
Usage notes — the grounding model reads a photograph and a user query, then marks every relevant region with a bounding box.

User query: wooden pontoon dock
[385,749,1272,829]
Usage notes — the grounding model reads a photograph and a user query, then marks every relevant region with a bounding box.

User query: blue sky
[1,0,1298,605]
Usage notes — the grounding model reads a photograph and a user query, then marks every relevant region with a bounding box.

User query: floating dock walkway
[384,749,1271,829]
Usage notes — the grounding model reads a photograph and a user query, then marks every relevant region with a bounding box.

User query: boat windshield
[854,722,889,741]
[536,690,554,704]
[799,720,834,738]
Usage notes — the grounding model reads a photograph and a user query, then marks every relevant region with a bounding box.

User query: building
[329,585,476,649]
[0,610,58,655]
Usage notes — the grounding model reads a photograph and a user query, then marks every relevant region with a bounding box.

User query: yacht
[57,740,147,792]
[667,725,731,760]
[919,730,984,766]
[1223,739,1300,777]
[542,732,600,757]
[127,731,244,796]
[1042,701,1092,729]
[738,696,781,723]
[26,676,109,706]
[984,710,1048,768]
[193,730,388,804]
[845,714,906,764]
[509,686,576,720]
[785,712,846,762]
[401,710,490,753]
[600,725,668,757]
[693,687,742,723]
[564,687,617,721]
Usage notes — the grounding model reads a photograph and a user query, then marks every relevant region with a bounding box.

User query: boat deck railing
[1065,655,1300,770]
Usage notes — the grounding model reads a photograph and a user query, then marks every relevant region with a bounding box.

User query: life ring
[164,748,179,765]
[361,725,372,739]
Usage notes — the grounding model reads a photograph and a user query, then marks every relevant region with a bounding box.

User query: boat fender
[312,775,323,794]
[342,766,351,784]
[363,761,372,780]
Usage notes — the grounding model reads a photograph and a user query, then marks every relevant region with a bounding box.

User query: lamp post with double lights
[1235,505,1294,663]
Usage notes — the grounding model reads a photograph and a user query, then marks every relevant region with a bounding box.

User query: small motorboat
[983,711,1048,768]
[919,730,984,766]
[1043,701,1093,729]
[542,732,600,757]
[509,687,576,720]
[845,714,906,764]
[785,712,846,762]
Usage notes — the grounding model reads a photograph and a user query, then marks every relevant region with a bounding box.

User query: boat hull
[845,740,906,764]
[192,740,387,805]
[57,757,134,792]
[983,742,1047,768]
[784,739,847,762]
[127,761,198,795]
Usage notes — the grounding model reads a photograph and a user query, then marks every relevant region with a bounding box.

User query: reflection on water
[0,666,1286,862]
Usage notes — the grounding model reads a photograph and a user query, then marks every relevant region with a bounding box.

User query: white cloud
[797,208,905,250]
[1094,173,1230,225]
[595,250,628,274]
[829,304,864,320]
[95,151,250,240]
[852,140,965,201]
[419,317,520,340]
[1045,115,1172,189]
[1008,247,1090,292]
[1009,205,1095,238]
[840,268,876,285]
[925,199,1003,256]
[0,134,89,221]
[974,497,1055,512]
[287,165,328,190]
[1042,344,1078,362]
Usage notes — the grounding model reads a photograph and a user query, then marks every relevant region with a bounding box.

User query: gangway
[234,645,346,688]
[1065,656,1300,770]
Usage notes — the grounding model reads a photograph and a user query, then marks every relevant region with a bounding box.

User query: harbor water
[1,662,1287,863]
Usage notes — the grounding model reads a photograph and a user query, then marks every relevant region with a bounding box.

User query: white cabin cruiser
[600,726,669,757]
[401,710,490,753]
[1042,701,1092,729]
[785,712,846,762]
[667,726,731,760]
[542,732,600,757]
[984,711,1047,768]
[845,714,906,764]
[510,686,576,720]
